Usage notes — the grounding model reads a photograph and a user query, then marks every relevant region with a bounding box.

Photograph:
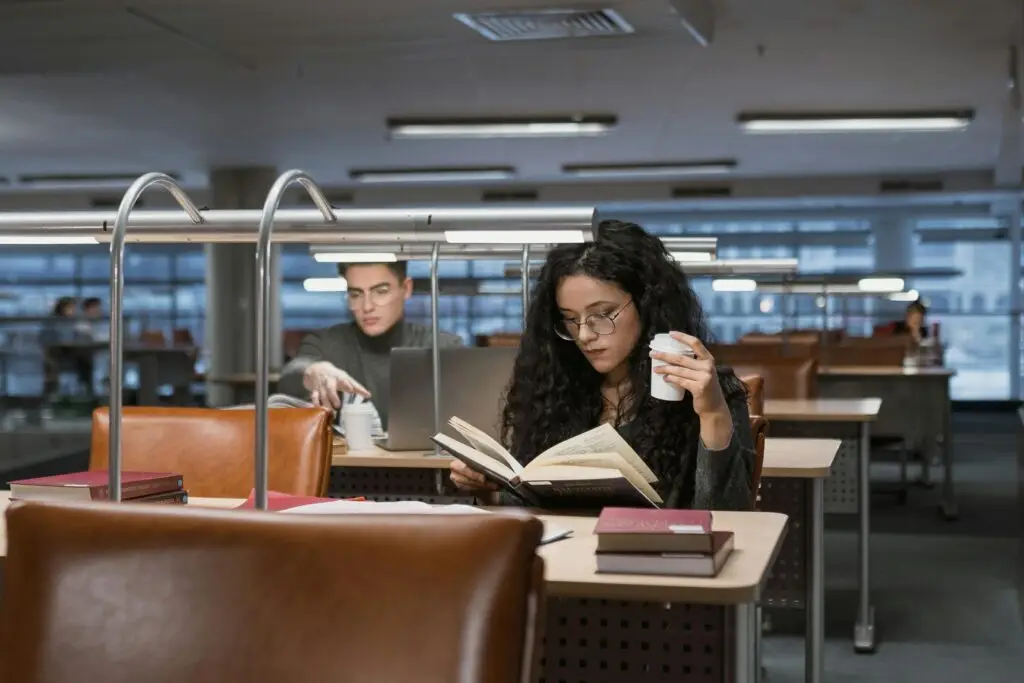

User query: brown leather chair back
[730,357,818,400]
[0,500,545,683]
[710,341,818,364]
[749,415,768,508]
[89,406,333,498]
[821,341,906,367]
[739,374,764,415]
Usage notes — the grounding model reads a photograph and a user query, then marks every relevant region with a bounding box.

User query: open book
[432,417,663,508]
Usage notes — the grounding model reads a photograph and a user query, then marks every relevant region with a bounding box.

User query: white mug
[341,403,375,450]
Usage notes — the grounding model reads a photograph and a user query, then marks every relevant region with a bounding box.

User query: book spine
[92,476,184,501]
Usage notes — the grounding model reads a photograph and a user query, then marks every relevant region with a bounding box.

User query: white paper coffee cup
[650,333,694,402]
[342,403,375,450]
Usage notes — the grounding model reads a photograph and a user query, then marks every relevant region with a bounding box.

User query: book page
[448,416,522,474]
[534,423,658,483]
[432,433,518,482]
[280,499,572,545]
[524,452,663,505]
[521,465,659,507]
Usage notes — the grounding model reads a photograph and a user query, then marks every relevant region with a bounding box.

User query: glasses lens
[555,321,576,340]
[589,315,616,336]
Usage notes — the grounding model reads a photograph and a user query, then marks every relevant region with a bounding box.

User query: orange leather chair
[0,500,545,683]
[749,415,768,508]
[730,357,819,400]
[739,374,765,415]
[89,406,333,498]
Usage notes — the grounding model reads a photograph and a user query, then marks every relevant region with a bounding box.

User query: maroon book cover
[235,489,366,511]
[595,507,712,535]
[9,471,183,501]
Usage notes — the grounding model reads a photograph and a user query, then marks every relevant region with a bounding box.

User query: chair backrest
[738,374,764,415]
[730,357,819,400]
[749,415,768,508]
[821,339,907,367]
[0,500,545,683]
[89,406,333,498]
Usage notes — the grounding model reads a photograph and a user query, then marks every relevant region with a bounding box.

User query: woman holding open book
[448,220,755,510]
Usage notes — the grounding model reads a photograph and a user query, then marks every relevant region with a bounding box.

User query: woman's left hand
[650,331,728,417]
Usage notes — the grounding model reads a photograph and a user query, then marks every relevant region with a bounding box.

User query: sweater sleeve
[691,390,756,511]
[276,331,329,398]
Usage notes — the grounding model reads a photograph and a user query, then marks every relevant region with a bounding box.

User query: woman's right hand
[449,460,499,492]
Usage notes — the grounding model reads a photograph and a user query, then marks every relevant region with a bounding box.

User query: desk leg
[806,478,824,682]
[939,382,958,520]
[734,602,758,683]
[854,422,876,653]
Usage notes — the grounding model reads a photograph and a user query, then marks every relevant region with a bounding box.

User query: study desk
[0,492,788,683]
[818,366,956,520]
[763,398,881,653]
[758,438,840,683]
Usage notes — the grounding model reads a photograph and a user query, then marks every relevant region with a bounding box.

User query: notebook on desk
[375,346,518,452]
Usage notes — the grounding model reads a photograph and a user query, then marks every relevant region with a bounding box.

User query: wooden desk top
[763,398,881,422]
[332,439,839,478]
[820,366,956,378]
[0,492,787,604]
[332,444,452,469]
[762,438,839,478]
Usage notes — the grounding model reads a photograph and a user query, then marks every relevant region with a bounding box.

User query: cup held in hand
[649,333,694,402]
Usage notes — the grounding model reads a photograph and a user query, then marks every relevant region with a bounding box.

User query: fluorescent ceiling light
[712,278,757,292]
[445,229,584,244]
[303,277,348,292]
[738,111,973,134]
[388,116,616,139]
[858,277,905,292]
[350,167,515,184]
[888,289,920,302]
[313,252,398,263]
[563,161,736,178]
[671,251,714,263]
[0,236,99,245]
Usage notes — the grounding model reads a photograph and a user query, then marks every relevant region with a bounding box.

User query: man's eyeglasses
[347,285,396,308]
[555,300,633,341]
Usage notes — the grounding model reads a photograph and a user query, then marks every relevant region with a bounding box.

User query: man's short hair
[337,261,408,281]
[82,297,102,309]
[906,300,927,315]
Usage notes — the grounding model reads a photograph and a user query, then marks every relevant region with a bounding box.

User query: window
[911,218,1012,399]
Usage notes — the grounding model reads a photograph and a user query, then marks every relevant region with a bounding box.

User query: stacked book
[8,471,186,504]
[594,507,734,577]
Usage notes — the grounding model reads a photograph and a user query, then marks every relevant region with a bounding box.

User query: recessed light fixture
[387,116,617,139]
[563,160,736,178]
[313,252,399,264]
[737,111,974,134]
[303,277,348,292]
[712,278,758,292]
[858,277,905,292]
[349,166,516,184]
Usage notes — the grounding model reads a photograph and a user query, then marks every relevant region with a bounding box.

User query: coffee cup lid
[649,333,693,354]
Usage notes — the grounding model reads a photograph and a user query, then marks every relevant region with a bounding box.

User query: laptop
[375,346,519,452]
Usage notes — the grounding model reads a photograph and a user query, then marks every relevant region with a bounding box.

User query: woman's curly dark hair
[500,220,746,498]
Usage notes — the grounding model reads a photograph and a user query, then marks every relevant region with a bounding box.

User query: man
[77,297,108,341]
[277,261,461,428]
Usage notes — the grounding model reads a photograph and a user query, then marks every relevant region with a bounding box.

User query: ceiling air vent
[879,178,944,193]
[672,186,733,198]
[482,189,538,202]
[454,8,634,41]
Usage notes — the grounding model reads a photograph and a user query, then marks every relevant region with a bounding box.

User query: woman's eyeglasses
[555,300,633,341]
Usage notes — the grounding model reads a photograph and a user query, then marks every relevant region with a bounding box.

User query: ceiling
[0,0,1019,189]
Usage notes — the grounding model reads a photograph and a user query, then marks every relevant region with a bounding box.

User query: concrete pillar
[871,215,915,319]
[205,167,282,406]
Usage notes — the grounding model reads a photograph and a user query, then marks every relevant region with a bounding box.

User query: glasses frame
[555,299,633,341]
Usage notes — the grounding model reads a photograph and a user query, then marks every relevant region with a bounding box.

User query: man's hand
[302,361,370,410]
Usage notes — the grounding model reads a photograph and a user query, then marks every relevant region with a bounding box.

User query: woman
[450,220,755,510]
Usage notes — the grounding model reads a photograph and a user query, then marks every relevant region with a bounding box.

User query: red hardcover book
[235,489,366,511]
[595,507,715,554]
[596,531,735,577]
[8,471,184,503]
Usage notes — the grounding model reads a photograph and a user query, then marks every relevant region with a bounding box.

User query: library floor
[764,412,1024,682]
